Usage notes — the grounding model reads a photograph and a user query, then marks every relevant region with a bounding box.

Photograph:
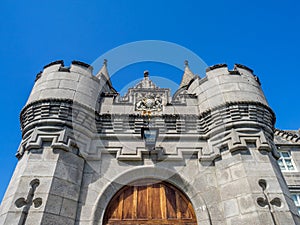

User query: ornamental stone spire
[179,60,196,88]
[96,59,112,86]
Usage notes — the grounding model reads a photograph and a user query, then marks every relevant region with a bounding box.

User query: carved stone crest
[136,95,162,112]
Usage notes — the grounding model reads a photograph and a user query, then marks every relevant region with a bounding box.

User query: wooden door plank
[122,186,134,219]
[178,193,191,219]
[175,191,182,219]
[165,185,177,219]
[151,183,162,219]
[117,192,124,219]
[147,184,152,219]
[137,186,148,219]
[160,184,167,220]
[133,186,138,219]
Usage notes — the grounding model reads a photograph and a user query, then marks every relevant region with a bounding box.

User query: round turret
[19,60,114,148]
[27,60,101,109]
[183,63,275,149]
[188,64,268,113]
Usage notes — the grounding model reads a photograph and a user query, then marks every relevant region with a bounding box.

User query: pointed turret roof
[179,60,196,88]
[96,59,112,86]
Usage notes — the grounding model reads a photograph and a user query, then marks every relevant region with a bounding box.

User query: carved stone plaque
[135,95,162,112]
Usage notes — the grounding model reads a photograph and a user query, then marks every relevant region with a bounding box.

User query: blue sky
[0,0,299,202]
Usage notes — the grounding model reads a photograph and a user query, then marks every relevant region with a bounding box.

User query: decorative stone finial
[144,70,149,77]
[184,60,189,66]
[104,59,107,66]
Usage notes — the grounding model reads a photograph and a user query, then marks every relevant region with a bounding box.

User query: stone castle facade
[0,59,300,224]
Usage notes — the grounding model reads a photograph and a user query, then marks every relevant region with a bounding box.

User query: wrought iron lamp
[141,127,159,150]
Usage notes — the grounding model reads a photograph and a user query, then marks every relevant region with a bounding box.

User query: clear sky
[0,0,299,202]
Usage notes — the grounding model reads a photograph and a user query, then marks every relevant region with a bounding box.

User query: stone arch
[92,166,212,225]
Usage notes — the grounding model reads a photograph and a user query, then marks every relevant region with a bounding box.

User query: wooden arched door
[103,181,197,225]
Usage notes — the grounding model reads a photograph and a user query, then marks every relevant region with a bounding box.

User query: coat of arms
[135,95,162,112]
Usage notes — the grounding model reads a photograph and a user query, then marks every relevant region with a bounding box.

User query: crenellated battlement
[205,63,254,74]
[27,60,113,110]
[30,60,268,117]
[185,63,268,116]
[205,63,257,80]
[70,60,93,76]
[36,60,94,82]
[234,63,254,74]
[205,63,228,72]
[43,60,64,69]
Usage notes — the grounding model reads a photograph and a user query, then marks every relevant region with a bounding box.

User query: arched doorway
[103,180,197,225]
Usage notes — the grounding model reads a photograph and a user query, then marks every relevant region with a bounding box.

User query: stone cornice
[199,101,276,125]
[20,99,96,121]
[20,98,276,152]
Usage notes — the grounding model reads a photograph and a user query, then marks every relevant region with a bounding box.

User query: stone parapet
[27,60,103,110]
[187,64,268,114]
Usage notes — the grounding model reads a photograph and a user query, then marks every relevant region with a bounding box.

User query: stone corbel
[157,147,201,161]
[16,127,78,158]
[227,129,271,153]
[198,145,220,162]
[206,129,272,159]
